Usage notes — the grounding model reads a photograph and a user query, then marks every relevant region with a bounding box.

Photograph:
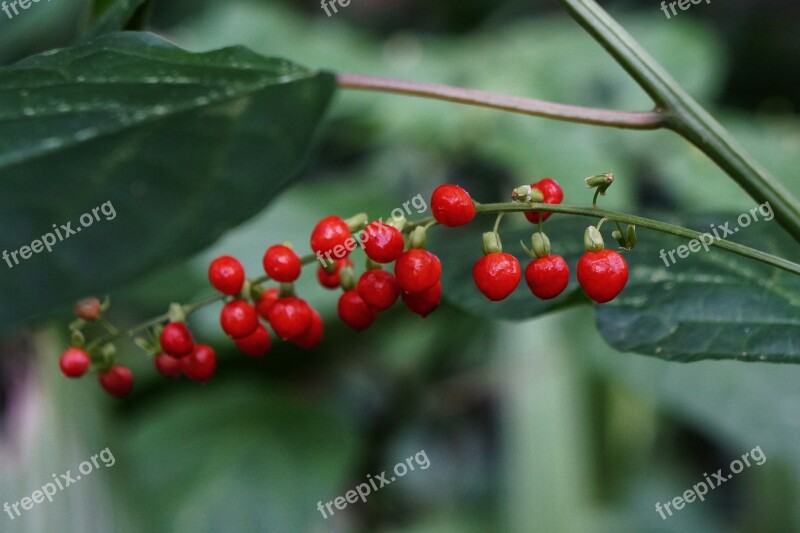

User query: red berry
[267,297,312,340]
[59,348,91,378]
[98,365,133,397]
[74,297,101,321]
[525,178,563,224]
[317,258,352,289]
[472,252,521,301]
[577,249,629,303]
[292,308,324,349]
[357,269,399,311]
[262,245,301,282]
[431,184,476,227]
[235,324,272,357]
[394,249,442,294]
[208,255,245,295]
[220,300,259,339]
[338,290,377,331]
[401,281,442,318]
[160,322,194,358]
[154,353,182,378]
[256,288,280,319]
[182,344,217,383]
[362,221,405,263]
[310,216,352,259]
[525,255,570,300]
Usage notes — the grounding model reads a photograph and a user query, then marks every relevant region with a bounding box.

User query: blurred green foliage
[1,0,799,532]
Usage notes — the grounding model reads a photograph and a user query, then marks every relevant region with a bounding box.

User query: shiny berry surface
[220,300,259,339]
[357,269,399,311]
[394,249,442,294]
[160,322,195,357]
[182,344,217,383]
[262,245,302,282]
[338,290,377,331]
[60,348,91,378]
[362,221,405,263]
[235,324,272,357]
[472,252,521,301]
[310,216,351,258]
[267,297,312,340]
[401,281,442,318]
[208,255,245,295]
[317,258,352,289]
[256,288,280,320]
[431,184,476,227]
[525,255,570,300]
[292,308,324,349]
[577,249,628,303]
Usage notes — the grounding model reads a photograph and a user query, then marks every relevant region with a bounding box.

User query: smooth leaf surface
[0,32,336,329]
[433,212,800,363]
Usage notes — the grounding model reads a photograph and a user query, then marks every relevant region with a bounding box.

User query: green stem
[478,202,800,275]
[555,0,800,244]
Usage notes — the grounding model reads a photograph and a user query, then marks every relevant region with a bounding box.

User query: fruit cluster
[59,176,632,398]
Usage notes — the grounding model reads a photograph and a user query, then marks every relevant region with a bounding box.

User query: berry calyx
[267,297,312,340]
[234,324,272,357]
[98,365,133,397]
[524,178,563,224]
[317,258,352,289]
[292,308,324,349]
[401,281,441,317]
[310,216,352,259]
[577,249,629,303]
[220,300,259,339]
[208,255,246,295]
[154,353,183,378]
[182,344,217,383]
[74,297,101,321]
[472,252,521,301]
[255,287,279,319]
[262,244,302,283]
[357,269,400,311]
[525,255,570,300]
[60,348,91,378]
[431,184,476,227]
[160,321,194,358]
[338,290,377,331]
[394,249,442,294]
[362,221,405,263]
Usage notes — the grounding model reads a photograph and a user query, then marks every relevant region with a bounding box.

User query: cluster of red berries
[59,176,631,398]
[470,177,629,304]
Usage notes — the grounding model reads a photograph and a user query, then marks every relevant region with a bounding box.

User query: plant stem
[477,203,800,276]
[555,0,800,244]
[336,74,665,130]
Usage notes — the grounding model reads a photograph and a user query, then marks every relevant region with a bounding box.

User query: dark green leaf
[84,0,149,40]
[0,32,336,329]
[434,212,800,363]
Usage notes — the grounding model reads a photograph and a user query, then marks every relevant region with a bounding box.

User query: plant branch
[336,74,665,130]
[555,0,800,244]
